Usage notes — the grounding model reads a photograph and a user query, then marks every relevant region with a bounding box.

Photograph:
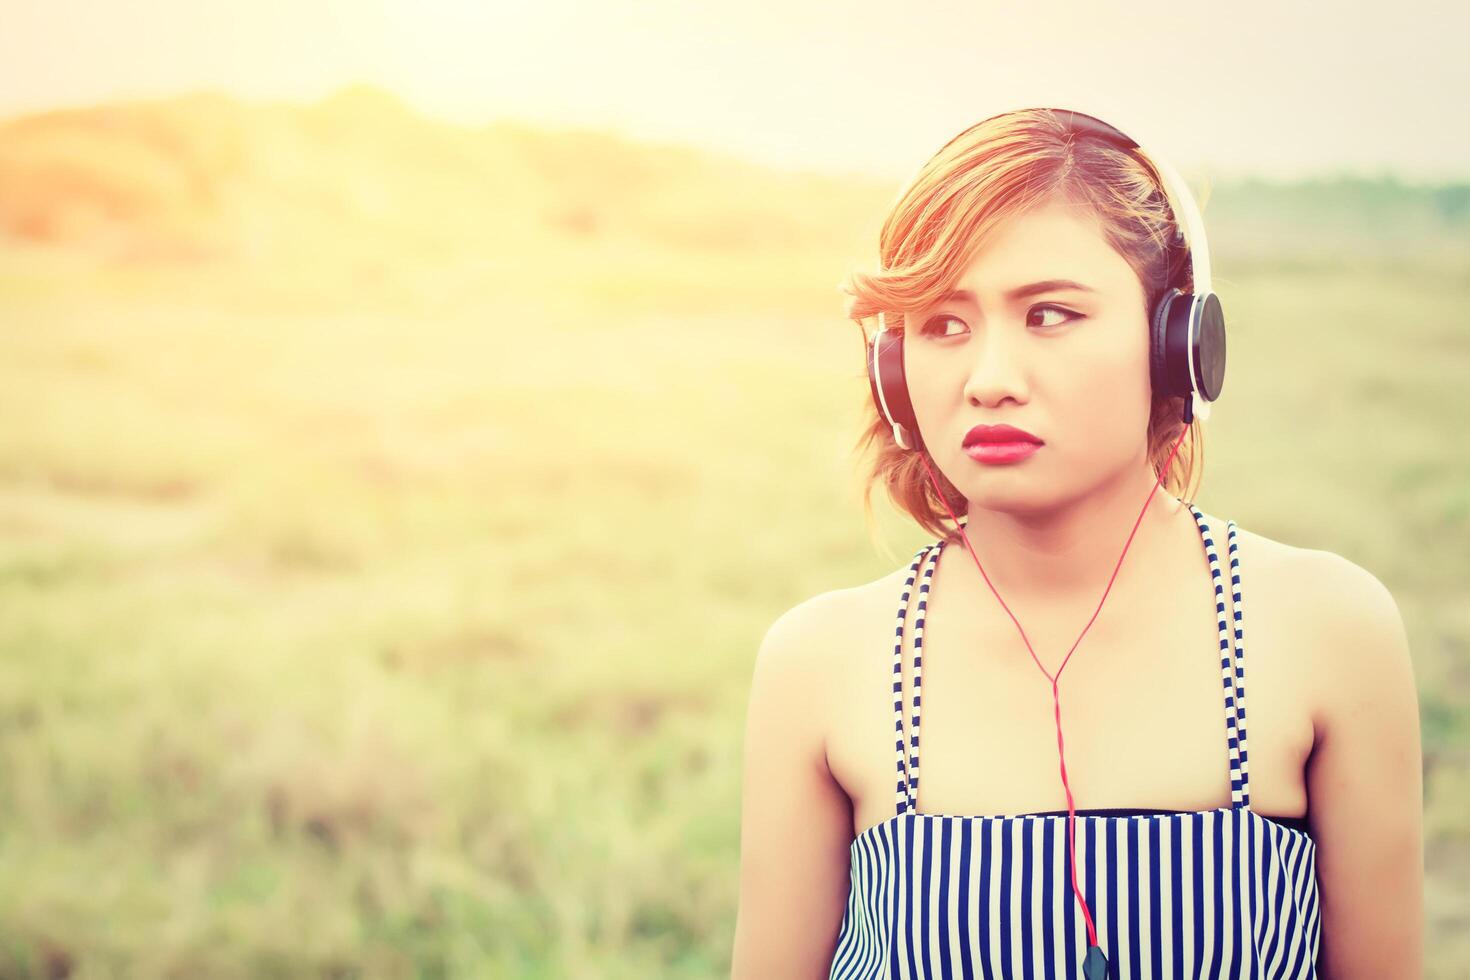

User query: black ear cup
[1151,287,1227,416]
[1193,293,1227,402]
[866,327,924,452]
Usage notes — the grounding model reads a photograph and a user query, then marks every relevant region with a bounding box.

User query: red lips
[963,423,1042,447]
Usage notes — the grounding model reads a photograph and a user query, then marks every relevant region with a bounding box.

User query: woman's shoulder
[1220,515,1394,614]
[1218,517,1408,711]
[1233,521,1419,813]
[754,552,926,681]
[759,578,888,655]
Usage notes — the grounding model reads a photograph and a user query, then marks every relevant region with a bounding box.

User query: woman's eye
[1027,304,1080,329]
[920,315,967,337]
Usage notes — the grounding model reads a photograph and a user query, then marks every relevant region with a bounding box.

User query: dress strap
[1186,504,1253,810]
[892,539,944,816]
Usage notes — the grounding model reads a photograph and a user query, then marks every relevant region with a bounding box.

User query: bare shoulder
[1203,512,1394,615]
[750,579,877,711]
[758,578,870,655]
[735,574,910,974]
[1222,517,1414,728]
[1231,518,1405,644]
[759,552,922,664]
[1287,543,1413,682]
[755,586,859,678]
[749,555,923,743]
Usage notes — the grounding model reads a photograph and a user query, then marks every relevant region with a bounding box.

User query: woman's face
[903,197,1155,514]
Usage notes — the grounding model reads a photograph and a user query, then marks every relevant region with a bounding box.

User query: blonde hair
[841,108,1206,546]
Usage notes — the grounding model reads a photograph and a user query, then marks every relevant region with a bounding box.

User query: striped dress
[828,505,1321,979]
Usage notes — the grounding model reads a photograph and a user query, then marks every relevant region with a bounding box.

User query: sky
[2,0,1466,184]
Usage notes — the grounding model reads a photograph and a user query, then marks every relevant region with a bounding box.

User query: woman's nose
[961,330,1031,407]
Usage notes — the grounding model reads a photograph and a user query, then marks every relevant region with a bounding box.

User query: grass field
[1,90,1467,977]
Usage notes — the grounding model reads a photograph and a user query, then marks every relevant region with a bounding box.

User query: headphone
[865,107,1227,454]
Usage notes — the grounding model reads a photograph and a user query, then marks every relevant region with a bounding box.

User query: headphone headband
[1047,109,1213,297]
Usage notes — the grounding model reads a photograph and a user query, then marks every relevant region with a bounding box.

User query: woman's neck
[944,466,1192,607]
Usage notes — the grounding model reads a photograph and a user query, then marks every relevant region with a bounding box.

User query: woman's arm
[1305,551,1424,978]
[731,595,859,979]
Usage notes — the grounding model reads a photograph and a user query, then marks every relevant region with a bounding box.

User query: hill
[2,85,1465,300]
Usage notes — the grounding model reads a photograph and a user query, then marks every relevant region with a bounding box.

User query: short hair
[840,108,1206,546]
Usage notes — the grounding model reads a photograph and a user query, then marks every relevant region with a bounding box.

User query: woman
[731,108,1423,978]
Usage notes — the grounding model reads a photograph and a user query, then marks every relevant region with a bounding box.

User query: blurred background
[0,1,1466,977]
